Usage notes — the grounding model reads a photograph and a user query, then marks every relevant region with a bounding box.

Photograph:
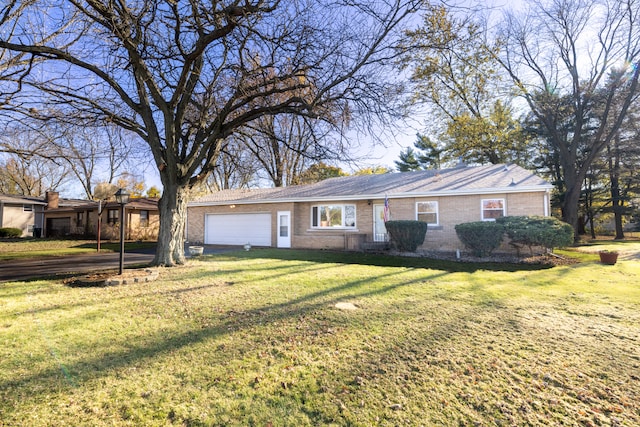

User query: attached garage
[204,213,272,246]
[46,217,71,237]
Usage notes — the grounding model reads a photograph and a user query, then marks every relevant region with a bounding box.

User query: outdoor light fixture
[115,188,130,275]
[115,188,130,205]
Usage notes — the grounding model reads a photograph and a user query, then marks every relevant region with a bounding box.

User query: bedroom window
[481,199,505,221]
[107,209,119,225]
[311,204,356,228]
[416,201,438,225]
[140,210,149,227]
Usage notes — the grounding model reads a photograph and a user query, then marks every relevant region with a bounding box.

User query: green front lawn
[1,247,639,426]
[0,239,156,261]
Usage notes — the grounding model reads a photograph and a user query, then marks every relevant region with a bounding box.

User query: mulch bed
[396,250,579,266]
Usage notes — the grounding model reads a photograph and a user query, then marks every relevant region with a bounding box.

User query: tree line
[395,1,640,240]
[1,0,638,265]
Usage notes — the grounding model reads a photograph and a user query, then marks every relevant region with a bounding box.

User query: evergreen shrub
[0,227,23,238]
[496,216,574,253]
[454,221,505,257]
[385,220,428,252]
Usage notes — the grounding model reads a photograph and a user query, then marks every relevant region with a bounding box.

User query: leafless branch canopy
[1,0,420,189]
[496,0,640,233]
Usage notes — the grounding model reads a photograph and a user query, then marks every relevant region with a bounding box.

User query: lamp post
[114,188,130,275]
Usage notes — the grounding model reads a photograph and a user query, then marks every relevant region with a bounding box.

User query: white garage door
[204,213,272,246]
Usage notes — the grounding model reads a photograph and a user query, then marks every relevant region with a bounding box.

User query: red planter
[599,251,619,265]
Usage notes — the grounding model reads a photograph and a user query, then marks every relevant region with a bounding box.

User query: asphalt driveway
[0,245,239,283]
[0,251,155,283]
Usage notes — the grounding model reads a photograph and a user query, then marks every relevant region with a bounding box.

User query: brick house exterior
[187,164,553,252]
[43,192,160,240]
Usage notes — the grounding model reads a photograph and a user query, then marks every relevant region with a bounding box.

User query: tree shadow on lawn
[0,265,451,408]
[232,249,555,273]
[176,260,339,294]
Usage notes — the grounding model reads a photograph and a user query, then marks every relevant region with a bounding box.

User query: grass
[1,244,639,425]
[0,238,156,261]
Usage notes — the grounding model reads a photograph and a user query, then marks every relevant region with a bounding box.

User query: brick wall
[187,203,294,246]
[187,190,549,251]
[43,208,160,240]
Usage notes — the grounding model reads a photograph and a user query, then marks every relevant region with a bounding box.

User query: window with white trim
[23,204,33,212]
[481,199,505,221]
[311,204,356,228]
[416,201,438,225]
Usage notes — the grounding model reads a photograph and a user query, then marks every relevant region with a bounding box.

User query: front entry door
[373,205,388,242]
[277,211,291,248]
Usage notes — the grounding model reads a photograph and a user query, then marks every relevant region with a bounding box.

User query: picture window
[311,204,356,228]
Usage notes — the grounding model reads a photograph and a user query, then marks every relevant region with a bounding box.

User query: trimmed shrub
[454,221,505,257]
[496,216,574,253]
[385,220,428,252]
[0,227,23,238]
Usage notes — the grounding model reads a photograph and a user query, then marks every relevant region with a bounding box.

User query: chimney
[45,191,59,209]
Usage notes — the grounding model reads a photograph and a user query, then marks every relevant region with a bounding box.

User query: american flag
[383,195,390,222]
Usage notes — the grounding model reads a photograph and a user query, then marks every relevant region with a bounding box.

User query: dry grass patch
[0,248,639,426]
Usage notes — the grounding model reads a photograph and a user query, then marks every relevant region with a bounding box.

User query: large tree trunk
[608,142,625,240]
[584,176,597,239]
[0,0,431,268]
[153,184,189,266]
[562,177,582,243]
[610,177,625,239]
[613,200,624,240]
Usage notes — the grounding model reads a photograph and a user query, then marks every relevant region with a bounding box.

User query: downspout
[127,208,132,240]
[38,205,44,230]
[544,191,550,217]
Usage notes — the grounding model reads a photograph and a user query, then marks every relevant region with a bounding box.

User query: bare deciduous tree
[0,123,142,199]
[497,0,640,239]
[206,136,259,191]
[51,124,143,199]
[238,114,342,187]
[1,1,34,110]
[0,152,69,196]
[1,0,419,265]
[1,0,79,114]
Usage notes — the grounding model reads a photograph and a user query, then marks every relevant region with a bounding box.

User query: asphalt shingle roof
[190,164,552,206]
[49,197,159,212]
[0,194,47,205]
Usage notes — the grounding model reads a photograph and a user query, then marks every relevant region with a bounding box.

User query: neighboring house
[0,194,46,237]
[43,192,160,240]
[187,164,554,252]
